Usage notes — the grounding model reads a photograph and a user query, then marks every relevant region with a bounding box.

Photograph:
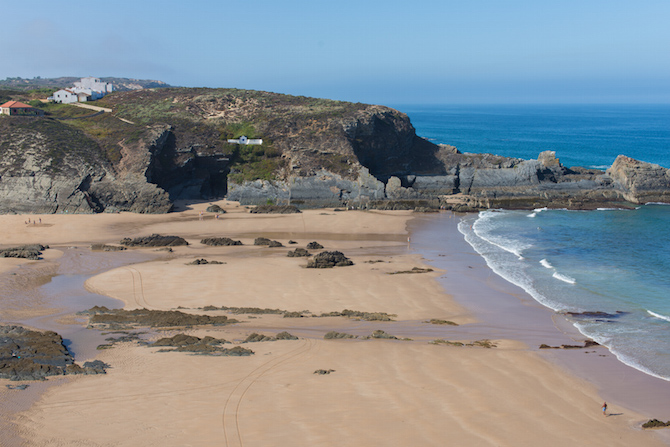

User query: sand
[1,201,668,446]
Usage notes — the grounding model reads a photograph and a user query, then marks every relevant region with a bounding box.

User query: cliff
[0,86,668,213]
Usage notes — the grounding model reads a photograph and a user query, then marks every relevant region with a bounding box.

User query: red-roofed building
[0,101,45,116]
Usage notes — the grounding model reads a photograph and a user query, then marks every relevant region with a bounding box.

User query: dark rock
[320,309,395,321]
[388,267,434,275]
[324,331,356,339]
[81,307,236,329]
[565,311,628,319]
[243,333,275,343]
[288,240,298,244]
[249,205,301,214]
[275,331,299,340]
[187,258,224,265]
[243,332,298,343]
[424,319,458,326]
[539,340,600,350]
[287,248,311,257]
[0,244,49,260]
[642,419,670,429]
[0,325,105,381]
[370,330,397,339]
[120,234,188,247]
[254,237,283,247]
[314,369,335,375]
[152,334,234,354]
[201,237,242,246]
[90,244,127,251]
[306,251,353,268]
[306,241,323,249]
[206,204,226,213]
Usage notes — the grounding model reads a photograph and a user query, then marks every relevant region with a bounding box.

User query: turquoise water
[395,104,670,169]
[398,104,670,380]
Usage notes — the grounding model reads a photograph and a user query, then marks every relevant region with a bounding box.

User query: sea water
[396,104,670,381]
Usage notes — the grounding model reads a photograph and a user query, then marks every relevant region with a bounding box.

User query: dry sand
[1,201,667,446]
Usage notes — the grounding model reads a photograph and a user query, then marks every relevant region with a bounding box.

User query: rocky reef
[0,325,107,381]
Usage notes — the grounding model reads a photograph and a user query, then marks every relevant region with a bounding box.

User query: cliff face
[1,87,669,213]
[0,117,171,214]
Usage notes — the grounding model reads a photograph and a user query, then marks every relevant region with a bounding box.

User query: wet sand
[1,202,668,446]
[410,213,670,424]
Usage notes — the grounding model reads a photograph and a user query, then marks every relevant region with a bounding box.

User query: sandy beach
[1,201,668,446]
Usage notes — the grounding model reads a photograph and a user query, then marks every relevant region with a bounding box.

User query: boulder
[287,248,311,257]
[201,237,242,246]
[306,251,353,268]
[120,234,188,247]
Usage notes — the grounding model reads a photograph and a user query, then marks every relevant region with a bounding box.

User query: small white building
[51,89,79,104]
[227,135,263,145]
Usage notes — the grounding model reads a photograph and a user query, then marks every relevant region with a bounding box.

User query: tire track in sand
[124,267,151,309]
[221,338,314,447]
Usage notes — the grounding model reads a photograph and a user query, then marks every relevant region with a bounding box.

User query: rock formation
[1,87,669,212]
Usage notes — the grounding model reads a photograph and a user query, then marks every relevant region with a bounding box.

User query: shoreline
[1,204,668,446]
[408,213,670,423]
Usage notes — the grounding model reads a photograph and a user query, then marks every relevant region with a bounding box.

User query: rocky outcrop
[0,325,107,381]
[120,234,188,247]
[287,248,311,257]
[0,244,48,260]
[306,251,353,268]
[607,155,670,203]
[201,237,243,246]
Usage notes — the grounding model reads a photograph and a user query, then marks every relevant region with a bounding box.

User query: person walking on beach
[602,402,607,416]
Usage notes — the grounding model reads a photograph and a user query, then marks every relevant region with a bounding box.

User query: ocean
[396,104,670,381]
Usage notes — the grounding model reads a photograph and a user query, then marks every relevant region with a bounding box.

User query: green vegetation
[0,118,106,173]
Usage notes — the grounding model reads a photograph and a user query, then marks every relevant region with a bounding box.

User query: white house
[51,89,79,104]
[50,77,114,103]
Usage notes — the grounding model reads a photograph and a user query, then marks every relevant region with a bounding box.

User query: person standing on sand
[602,402,607,416]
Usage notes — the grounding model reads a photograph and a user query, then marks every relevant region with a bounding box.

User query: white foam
[540,259,553,269]
[552,272,576,284]
[648,310,670,322]
[458,218,566,313]
[472,211,530,259]
[572,322,670,382]
[527,212,537,218]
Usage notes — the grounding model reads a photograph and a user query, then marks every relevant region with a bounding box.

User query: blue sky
[2,0,669,104]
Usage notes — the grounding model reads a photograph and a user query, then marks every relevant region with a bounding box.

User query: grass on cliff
[227,142,284,183]
[0,117,109,174]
